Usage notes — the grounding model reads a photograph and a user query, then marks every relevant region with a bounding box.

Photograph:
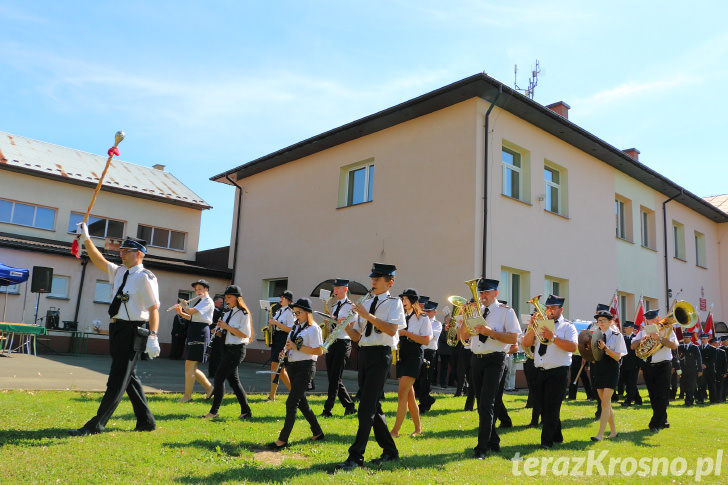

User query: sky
[3,0,727,250]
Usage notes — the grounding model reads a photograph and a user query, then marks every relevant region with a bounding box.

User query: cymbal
[591,328,605,362]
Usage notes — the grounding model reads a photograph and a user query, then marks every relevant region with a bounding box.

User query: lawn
[1,389,727,484]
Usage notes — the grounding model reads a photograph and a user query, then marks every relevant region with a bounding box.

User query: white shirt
[424,317,442,351]
[534,317,578,369]
[634,328,678,363]
[330,298,353,341]
[470,301,521,354]
[274,306,295,331]
[404,312,432,347]
[105,262,160,321]
[190,295,214,324]
[286,322,323,362]
[602,326,627,355]
[355,291,406,347]
[224,308,251,345]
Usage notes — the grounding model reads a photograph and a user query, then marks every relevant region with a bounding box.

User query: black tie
[364,296,379,337]
[333,301,343,318]
[538,342,547,356]
[108,269,129,318]
[479,307,489,343]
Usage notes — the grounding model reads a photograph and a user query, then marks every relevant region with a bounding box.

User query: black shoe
[344,406,357,416]
[311,433,325,441]
[661,423,670,429]
[335,459,362,471]
[418,404,430,414]
[239,412,252,420]
[267,441,288,450]
[454,390,463,397]
[321,410,333,417]
[540,444,552,450]
[499,421,513,429]
[69,427,99,437]
[371,453,399,465]
[649,427,660,433]
[473,450,487,460]
[133,424,156,432]
[528,422,539,428]
[489,443,501,452]
[621,401,632,407]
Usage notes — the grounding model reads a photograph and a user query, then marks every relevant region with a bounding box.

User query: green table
[0,322,48,356]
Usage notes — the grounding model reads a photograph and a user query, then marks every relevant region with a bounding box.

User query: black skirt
[592,354,620,390]
[396,339,423,378]
[185,321,210,363]
[271,330,288,362]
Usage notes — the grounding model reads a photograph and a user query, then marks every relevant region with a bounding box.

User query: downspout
[662,189,682,312]
[482,86,502,278]
[225,174,243,284]
[73,254,89,324]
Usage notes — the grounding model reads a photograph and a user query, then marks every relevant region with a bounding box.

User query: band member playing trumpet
[268,298,325,449]
[461,278,520,459]
[267,290,295,401]
[203,286,254,420]
[174,279,214,403]
[590,309,626,441]
[322,279,357,417]
[630,309,678,433]
[522,294,577,450]
[336,263,405,471]
[390,288,432,438]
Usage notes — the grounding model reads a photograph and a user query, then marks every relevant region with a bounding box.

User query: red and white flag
[633,297,645,332]
[704,312,715,340]
[609,292,621,329]
[688,314,702,344]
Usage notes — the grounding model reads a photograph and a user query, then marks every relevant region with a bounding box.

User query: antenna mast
[514,60,541,99]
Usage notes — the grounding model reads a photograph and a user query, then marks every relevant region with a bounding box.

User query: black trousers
[83,320,154,432]
[698,371,717,402]
[470,352,506,453]
[680,371,698,405]
[278,360,322,443]
[416,349,436,404]
[535,366,569,447]
[622,367,643,404]
[567,355,593,399]
[348,346,398,463]
[207,337,224,380]
[170,323,187,360]
[523,358,538,414]
[438,353,452,387]
[495,366,511,424]
[209,344,251,416]
[454,345,471,393]
[643,361,671,429]
[324,339,354,413]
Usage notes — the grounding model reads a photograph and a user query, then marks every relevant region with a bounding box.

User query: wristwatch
[149,331,158,336]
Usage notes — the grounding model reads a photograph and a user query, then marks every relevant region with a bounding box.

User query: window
[502,148,522,200]
[544,276,569,315]
[0,198,56,230]
[94,280,113,303]
[48,275,69,299]
[500,267,529,316]
[695,231,707,268]
[615,195,633,241]
[338,159,374,208]
[618,293,633,323]
[138,225,186,251]
[644,297,657,313]
[261,278,288,339]
[544,163,568,216]
[68,213,125,239]
[672,221,685,260]
[0,283,20,294]
[640,207,656,249]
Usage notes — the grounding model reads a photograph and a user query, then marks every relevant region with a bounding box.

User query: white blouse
[224,308,251,345]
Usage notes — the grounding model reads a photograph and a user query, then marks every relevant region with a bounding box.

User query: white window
[544,276,569,315]
[94,280,113,303]
[615,195,633,241]
[0,283,20,294]
[138,225,186,251]
[672,221,685,260]
[48,275,70,299]
[500,267,528,316]
[695,231,707,268]
[640,207,655,249]
[261,278,288,340]
[68,213,125,239]
[618,293,631,322]
[0,198,56,230]
[502,148,522,200]
[544,166,560,214]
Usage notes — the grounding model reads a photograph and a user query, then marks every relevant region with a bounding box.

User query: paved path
[0,353,405,395]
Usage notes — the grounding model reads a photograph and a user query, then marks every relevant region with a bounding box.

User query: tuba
[446,278,485,346]
[636,300,697,359]
[527,295,552,345]
[445,301,464,347]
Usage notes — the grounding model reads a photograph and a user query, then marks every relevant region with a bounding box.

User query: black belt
[645,360,670,366]
[473,351,505,359]
[225,343,243,347]
[536,365,568,372]
[110,318,147,324]
[360,345,391,350]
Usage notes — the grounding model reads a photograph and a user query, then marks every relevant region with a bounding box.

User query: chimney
[546,101,570,119]
[152,164,165,171]
[622,148,640,161]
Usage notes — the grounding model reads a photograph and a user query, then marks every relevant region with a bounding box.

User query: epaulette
[141,269,156,279]
[497,301,512,309]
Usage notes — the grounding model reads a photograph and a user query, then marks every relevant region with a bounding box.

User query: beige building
[0,132,231,354]
[212,73,727,364]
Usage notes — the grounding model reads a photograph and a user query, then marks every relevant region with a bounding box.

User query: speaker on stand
[31,266,53,327]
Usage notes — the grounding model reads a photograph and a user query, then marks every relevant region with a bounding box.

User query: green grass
[1,389,727,484]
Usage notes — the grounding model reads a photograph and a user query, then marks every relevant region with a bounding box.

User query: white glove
[76,222,91,241]
[145,335,161,359]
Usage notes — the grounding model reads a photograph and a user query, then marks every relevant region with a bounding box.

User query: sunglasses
[293,310,303,316]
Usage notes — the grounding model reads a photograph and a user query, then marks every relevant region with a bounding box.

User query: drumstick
[572,359,586,385]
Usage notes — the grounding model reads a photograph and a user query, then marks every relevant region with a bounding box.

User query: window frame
[640,207,656,250]
[137,224,187,251]
[502,147,522,200]
[93,280,113,303]
[48,275,70,299]
[68,212,126,239]
[500,267,529,317]
[694,231,707,268]
[0,283,21,294]
[672,221,686,261]
[0,197,56,231]
[544,275,569,316]
[338,159,375,208]
[615,195,633,242]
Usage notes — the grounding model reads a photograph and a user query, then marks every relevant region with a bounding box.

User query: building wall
[1,171,202,260]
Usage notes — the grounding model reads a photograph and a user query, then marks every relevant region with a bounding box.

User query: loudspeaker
[31,266,54,293]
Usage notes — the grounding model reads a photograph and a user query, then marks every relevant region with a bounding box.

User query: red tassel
[71,239,80,259]
[107,147,120,157]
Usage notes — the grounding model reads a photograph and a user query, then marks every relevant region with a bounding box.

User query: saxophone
[262,305,274,347]
[321,296,337,341]
[322,291,371,352]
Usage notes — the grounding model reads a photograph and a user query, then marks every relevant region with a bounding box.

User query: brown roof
[704,194,728,213]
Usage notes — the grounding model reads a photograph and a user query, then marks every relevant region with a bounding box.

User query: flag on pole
[704,311,715,339]
[609,292,621,330]
[633,297,645,332]
[688,313,702,344]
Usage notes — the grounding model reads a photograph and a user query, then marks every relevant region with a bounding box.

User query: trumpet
[527,295,552,345]
[322,291,371,352]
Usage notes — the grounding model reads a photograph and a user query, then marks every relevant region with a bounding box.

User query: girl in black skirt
[591,309,627,441]
[390,288,432,438]
[268,298,324,449]
[203,285,254,420]
[266,291,294,401]
[175,280,214,402]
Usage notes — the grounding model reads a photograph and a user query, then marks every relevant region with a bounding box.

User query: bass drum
[578,329,597,363]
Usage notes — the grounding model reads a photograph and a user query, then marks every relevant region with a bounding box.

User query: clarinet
[272,350,288,385]
[205,309,229,358]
